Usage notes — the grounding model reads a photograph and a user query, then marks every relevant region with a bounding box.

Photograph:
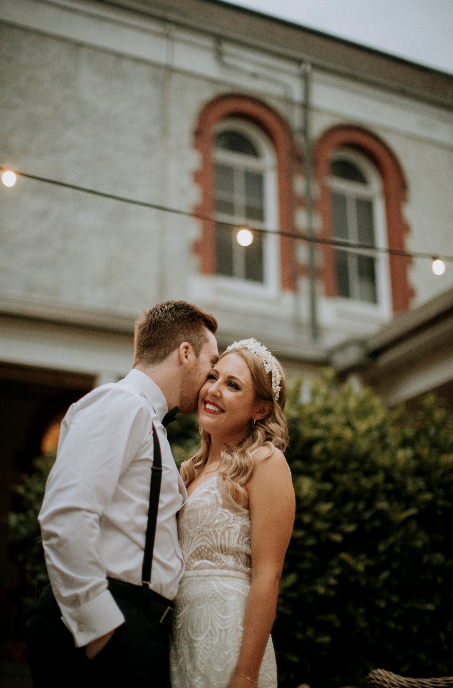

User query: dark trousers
[27,585,170,688]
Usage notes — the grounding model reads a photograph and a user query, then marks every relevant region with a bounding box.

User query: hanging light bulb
[432,258,446,276]
[2,170,17,187]
[236,227,253,247]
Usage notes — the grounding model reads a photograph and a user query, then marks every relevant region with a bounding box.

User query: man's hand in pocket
[85,629,115,659]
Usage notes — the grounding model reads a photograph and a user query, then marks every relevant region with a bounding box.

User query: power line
[1,166,452,263]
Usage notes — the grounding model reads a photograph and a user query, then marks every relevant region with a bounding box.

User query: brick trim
[314,125,414,313]
[193,94,297,290]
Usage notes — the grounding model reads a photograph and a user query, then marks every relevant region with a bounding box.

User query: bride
[170,338,295,688]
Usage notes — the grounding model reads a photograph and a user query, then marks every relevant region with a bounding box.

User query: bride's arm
[228,447,295,688]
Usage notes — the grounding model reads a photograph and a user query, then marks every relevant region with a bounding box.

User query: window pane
[245,206,264,221]
[331,159,367,184]
[244,170,263,200]
[357,255,377,303]
[215,164,235,215]
[356,198,375,246]
[335,250,350,297]
[215,131,259,157]
[244,232,264,282]
[215,164,234,194]
[332,192,349,240]
[215,198,235,215]
[214,151,266,283]
[215,223,234,276]
[244,170,264,221]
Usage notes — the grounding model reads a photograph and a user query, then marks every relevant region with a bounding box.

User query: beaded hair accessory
[224,338,282,401]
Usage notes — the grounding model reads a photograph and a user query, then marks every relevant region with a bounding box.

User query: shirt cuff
[61,589,125,647]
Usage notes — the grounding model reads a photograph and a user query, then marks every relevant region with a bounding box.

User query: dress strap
[250,444,291,474]
[250,446,266,456]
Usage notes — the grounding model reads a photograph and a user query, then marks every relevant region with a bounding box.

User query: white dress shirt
[39,369,187,648]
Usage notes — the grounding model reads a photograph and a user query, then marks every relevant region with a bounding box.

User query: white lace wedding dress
[170,473,277,688]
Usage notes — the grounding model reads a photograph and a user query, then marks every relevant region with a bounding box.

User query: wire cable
[1,166,452,263]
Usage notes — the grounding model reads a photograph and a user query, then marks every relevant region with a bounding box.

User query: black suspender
[141,424,163,587]
[107,422,174,624]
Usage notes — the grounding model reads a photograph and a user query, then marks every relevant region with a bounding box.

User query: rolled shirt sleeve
[39,386,152,647]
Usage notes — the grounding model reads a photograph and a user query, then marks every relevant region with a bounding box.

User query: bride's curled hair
[180,346,289,498]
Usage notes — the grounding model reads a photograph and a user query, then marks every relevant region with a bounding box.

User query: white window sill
[212,274,278,297]
[189,273,282,307]
[190,272,279,297]
[333,296,392,322]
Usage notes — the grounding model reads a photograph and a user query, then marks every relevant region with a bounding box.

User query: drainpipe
[300,62,319,341]
[157,25,175,302]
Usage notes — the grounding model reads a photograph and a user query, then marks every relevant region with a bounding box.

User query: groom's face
[179,330,218,414]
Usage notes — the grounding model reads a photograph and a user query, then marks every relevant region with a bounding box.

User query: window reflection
[330,155,379,304]
[214,128,268,283]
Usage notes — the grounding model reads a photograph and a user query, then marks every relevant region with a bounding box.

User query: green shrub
[166,412,199,466]
[8,454,55,606]
[275,371,453,688]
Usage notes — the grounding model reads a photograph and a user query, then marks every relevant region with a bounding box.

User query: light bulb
[432,258,446,276]
[237,228,253,247]
[2,170,17,187]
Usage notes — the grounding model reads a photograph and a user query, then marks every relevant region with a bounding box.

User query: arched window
[329,150,385,304]
[213,120,277,284]
[193,94,297,293]
[314,126,413,314]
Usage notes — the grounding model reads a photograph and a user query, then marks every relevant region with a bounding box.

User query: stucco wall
[1,0,453,365]
[1,23,179,313]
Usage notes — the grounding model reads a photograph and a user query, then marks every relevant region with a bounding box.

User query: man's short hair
[134,301,218,366]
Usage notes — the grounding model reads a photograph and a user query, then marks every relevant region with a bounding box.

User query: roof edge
[208,0,453,79]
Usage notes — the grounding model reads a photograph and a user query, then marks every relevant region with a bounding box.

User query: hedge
[275,371,453,688]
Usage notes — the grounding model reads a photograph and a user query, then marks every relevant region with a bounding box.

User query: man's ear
[253,401,272,422]
[178,341,194,366]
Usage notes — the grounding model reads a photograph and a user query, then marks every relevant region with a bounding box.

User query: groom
[27,301,218,688]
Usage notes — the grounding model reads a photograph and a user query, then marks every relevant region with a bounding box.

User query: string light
[2,170,17,187]
[1,166,452,269]
[432,258,446,276]
[237,228,254,246]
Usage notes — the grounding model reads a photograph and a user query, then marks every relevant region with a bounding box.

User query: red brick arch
[193,94,298,290]
[314,125,414,313]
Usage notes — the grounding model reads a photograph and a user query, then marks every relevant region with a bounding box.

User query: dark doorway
[0,362,95,677]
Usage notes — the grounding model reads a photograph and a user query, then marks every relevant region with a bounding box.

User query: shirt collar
[124,369,168,423]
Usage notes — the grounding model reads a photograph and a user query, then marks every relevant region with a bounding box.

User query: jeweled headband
[224,338,282,401]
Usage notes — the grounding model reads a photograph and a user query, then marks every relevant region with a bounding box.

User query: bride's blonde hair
[180,346,289,497]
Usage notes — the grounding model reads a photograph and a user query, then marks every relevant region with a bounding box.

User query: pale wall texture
[1,0,453,370]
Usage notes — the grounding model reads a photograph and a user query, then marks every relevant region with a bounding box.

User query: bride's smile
[203,400,224,414]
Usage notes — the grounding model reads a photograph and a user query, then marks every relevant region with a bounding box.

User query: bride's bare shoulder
[248,444,294,507]
[252,444,287,468]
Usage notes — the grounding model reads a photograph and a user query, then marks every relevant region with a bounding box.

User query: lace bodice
[178,474,251,574]
[171,470,278,688]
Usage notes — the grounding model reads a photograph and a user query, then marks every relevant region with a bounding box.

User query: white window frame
[212,118,280,297]
[329,148,392,318]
